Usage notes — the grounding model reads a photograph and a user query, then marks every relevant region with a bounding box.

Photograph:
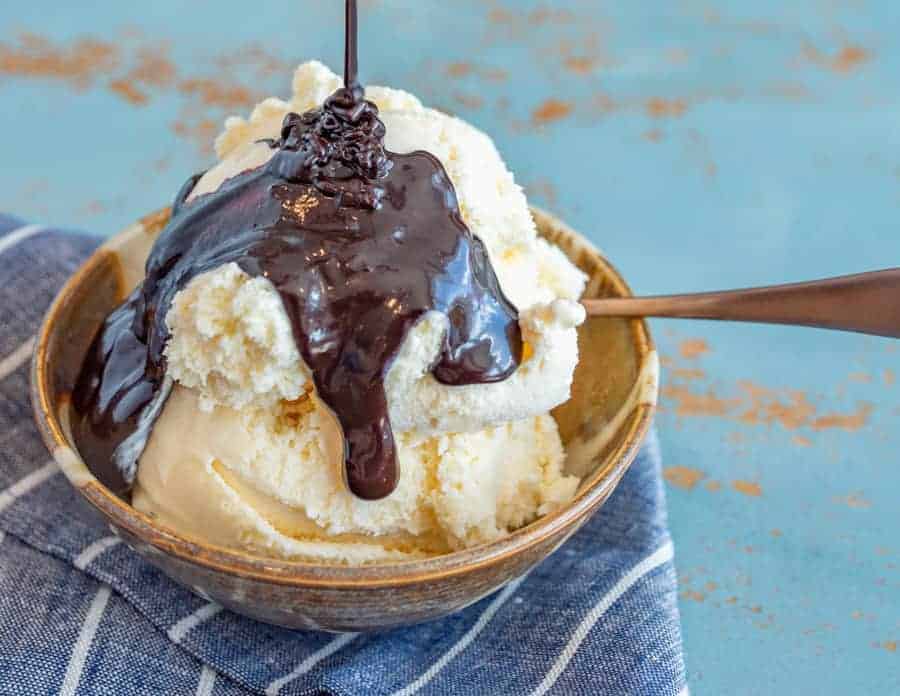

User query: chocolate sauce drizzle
[72,0,522,500]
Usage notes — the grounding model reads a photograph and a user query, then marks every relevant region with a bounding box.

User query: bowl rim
[31,205,656,589]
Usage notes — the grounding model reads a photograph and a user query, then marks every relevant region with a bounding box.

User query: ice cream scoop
[69,0,590,561]
[123,61,587,562]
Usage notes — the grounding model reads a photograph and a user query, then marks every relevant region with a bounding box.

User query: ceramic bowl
[31,206,658,631]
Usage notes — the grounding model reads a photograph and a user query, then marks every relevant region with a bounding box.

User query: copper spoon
[581,268,900,338]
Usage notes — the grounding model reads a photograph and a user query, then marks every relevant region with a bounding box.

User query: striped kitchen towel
[0,215,686,696]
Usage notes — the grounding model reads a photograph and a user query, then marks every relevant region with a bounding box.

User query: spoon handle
[581,268,900,338]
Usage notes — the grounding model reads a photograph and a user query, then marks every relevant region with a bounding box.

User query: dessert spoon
[581,268,900,338]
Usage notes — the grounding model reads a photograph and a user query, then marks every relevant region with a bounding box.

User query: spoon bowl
[31,206,657,631]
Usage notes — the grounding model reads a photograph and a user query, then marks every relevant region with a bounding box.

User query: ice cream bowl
[32,206,658,632]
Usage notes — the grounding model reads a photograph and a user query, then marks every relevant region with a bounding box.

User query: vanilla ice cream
[132,62,588,563]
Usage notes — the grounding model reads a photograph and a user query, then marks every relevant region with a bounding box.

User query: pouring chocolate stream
[72,0,522,500]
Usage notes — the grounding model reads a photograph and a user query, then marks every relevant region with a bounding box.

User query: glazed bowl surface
[31,206,657,631]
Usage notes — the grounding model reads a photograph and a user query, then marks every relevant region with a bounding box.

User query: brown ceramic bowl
[31,206,658,631]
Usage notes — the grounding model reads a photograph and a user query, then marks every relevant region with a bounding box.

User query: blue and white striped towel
[0,215,686,696]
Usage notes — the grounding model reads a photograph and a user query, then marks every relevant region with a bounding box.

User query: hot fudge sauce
[72,0,522,500]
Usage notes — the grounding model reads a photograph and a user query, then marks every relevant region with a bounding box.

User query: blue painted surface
[1,1,897,692]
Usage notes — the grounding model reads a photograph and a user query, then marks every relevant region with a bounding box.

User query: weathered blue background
[1,1,897,692]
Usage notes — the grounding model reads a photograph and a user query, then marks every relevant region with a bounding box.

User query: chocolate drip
[72,0,521,500]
